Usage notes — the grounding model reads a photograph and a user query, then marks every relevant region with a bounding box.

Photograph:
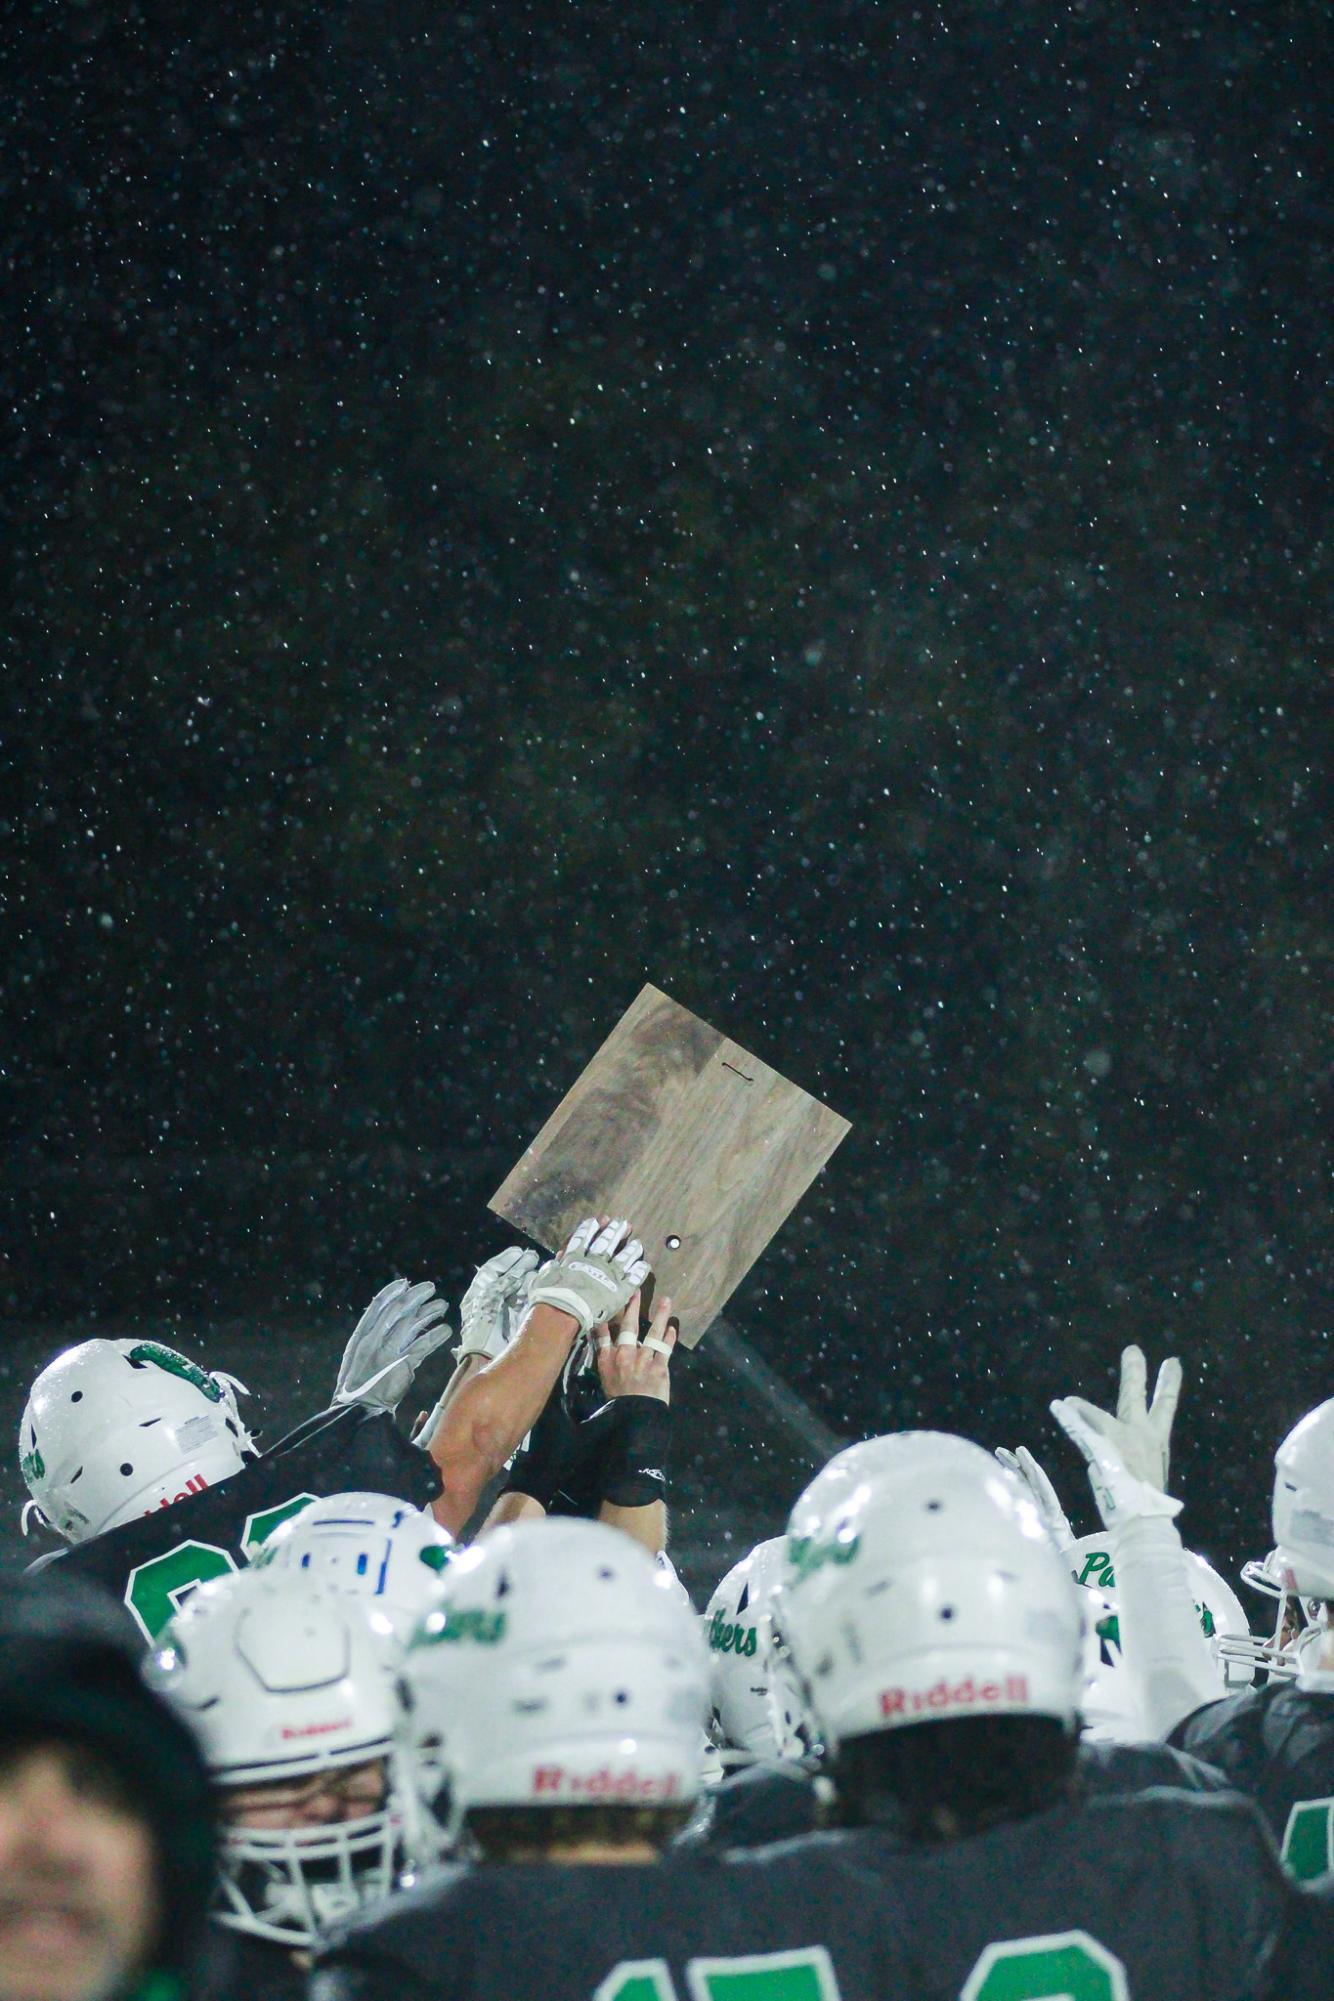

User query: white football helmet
[704,1538,811,1762]
[655,1550,695,1614]
[404,1519,709,1832]
[1067,1533,1255,1693]
[19,1337,255,1543]
[1227,1547,1324,1683]
[254,1492,454,1648]
[1273,1399,1334,1600]
[775,1432,1085,1752]
[146,1568,415,1947]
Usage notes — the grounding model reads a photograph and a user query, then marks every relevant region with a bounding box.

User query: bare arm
[426,1303,578,1535]
[598,1497,667,1557]
[587,1290,676,1557]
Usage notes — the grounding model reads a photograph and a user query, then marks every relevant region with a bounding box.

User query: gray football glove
[1051,1343,1184,1532]
[454,1246,542,1363]
[994,1444,1077,1553]
[526,1217,651,1338]
[333,1277,453,1414]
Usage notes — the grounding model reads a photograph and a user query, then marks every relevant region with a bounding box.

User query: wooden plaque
[489,985,850,1347]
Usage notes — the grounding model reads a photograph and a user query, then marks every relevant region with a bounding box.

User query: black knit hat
[0,1570,218,1996]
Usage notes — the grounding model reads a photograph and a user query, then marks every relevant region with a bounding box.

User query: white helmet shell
[254,1491,454,1647]
[1273,1399,1334,1601]
[778,1432,1085,1751]
[1067,1533,1256,1693]
[405,1519,709,1822]
[146,1567,411,1947]
[19,1337,254,1543]
[704,1538,788,1757]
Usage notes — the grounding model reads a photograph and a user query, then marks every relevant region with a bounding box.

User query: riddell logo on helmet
[879,1674,1030,1718]
[143,1474,210,1515]
[280,1717,354,1739]
[532,1767,681,1801]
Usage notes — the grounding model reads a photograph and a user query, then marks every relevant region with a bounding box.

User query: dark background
[2,2,1329,1594]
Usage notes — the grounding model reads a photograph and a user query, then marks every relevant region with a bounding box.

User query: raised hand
[1051,1344,1184,1532]
[596,1290,678,1404]
[526,1218,651,1338]
[333,1277,453,1414]
[455,1247,541,1362]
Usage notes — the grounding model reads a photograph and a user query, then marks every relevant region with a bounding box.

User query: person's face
[0,1741,159,2001]
[223,1759,387,1831]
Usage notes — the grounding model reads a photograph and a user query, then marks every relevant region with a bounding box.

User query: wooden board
[489,985,851,1347]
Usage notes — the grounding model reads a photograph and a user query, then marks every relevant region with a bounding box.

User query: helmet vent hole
[70,1391,83,1403]
[69,1467,83,1484]
[737,1583,751,1614]
[597,1566,615,1581]
[119,1462,133,1477]
[940,1605,956,1622]
[614,1689,630,1706]
[495,1573,511,1599]
[926,1499,943,1512]
[139,1417,161,1429]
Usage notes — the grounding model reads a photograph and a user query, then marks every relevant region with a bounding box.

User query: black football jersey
[828,1786,1331,2001]
[310,1842,942,2001]
[687,1736,1233,1852]
[191,1922,309,2001]
[30,1404,439,1642]
[1169,1681,1334,1878]
[679,1764,829,1849]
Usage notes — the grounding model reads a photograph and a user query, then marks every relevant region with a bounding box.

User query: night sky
[2,3,1329,1590]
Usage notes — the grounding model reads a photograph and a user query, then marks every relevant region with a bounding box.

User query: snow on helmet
[19,1337,255,1544]
[146,1567,414,1948]
[404,1519,709,1828]
[777,1432,1085,1752]
[1273,1399,1334,1602]
[254,1491,454,1649]
[1067,1533,1256,1693]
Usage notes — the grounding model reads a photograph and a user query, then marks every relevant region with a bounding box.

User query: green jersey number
[596,1949,839,2001]
[962,1931,1129,2001]
[597,1934,1126,2001]
[123,1492,318,1640]
[1281,1797,1334,1882]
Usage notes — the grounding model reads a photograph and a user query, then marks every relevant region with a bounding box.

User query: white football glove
[454,1247,541,1363]
[526,1217,650,1338]
[1050,1343,1184,1533]
[333,1277,453,1414]
[994,1445,1076,1553]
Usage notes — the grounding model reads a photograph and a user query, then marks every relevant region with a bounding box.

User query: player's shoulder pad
[684,1762,822,1851]
[1168,1682,1272,1752]
[1078,1734,1232,1795]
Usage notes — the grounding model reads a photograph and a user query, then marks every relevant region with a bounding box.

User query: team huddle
[3,1216,1334,2001]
